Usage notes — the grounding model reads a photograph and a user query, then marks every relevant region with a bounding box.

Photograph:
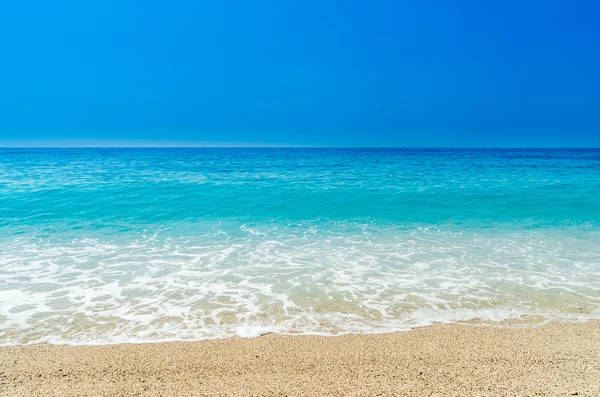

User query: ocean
[0,148,599,345]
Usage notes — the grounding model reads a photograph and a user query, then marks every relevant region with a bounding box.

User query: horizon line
[1,139,598,149]
[1,146,598,150]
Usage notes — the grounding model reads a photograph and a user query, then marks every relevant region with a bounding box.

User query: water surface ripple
[0,148,599,344]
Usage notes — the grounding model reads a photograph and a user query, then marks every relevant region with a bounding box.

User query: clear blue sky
[1,0,599,147]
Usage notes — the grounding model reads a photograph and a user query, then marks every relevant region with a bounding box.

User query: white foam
[1,223,599,345]
[235,325,274,338]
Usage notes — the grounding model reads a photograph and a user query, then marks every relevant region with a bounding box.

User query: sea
[0,148,599,345]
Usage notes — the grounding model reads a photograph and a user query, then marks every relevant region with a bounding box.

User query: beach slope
[1,322,599,396]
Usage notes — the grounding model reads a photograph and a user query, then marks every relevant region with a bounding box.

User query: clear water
[0,148,599,345]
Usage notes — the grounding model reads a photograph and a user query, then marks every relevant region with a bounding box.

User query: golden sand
[1,321,599,396]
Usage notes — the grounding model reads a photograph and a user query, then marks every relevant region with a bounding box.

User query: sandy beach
[1,321,599,396]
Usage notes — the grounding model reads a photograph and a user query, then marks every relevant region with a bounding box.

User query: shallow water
[0,148,599,344]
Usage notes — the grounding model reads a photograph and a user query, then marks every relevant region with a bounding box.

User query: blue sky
[1,0,599,147]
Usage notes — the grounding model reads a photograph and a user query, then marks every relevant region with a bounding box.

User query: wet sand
[1,321,600,396]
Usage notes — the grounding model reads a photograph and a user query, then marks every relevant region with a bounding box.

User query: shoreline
[2,321,600,396]
[1,314,594,348]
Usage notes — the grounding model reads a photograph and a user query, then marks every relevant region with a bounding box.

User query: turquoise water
[0,148,599,344]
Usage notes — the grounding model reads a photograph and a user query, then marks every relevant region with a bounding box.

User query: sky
[1,0,599,147]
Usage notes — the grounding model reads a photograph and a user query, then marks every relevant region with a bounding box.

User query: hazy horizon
[1,140,599,149]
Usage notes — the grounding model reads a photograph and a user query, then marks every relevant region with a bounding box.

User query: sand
[1,321,600,396]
